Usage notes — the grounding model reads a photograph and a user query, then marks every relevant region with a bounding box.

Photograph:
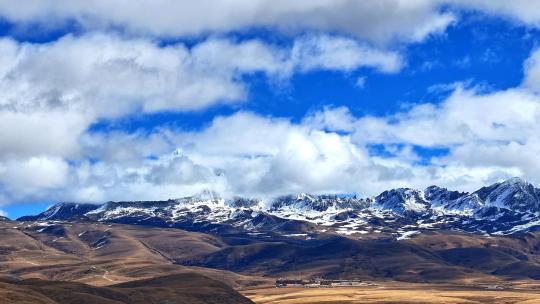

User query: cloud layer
[0,33,399,160]
[0,0,454,43]
[1,2,540,210]
[22,46,538,204]
[0,32,403,204]
[0,33,401,116]
[4,1,540,43]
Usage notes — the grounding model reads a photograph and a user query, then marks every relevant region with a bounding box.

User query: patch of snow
[507,219,540,234]
[397,231,420,240]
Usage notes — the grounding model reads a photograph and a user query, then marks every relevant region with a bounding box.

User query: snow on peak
[423,186,480,216]
[373,188,428,215]
[476,177,540,213]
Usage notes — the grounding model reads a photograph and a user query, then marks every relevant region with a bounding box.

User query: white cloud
[0,111,90,158]
[181,112,374,195]
[0,34,400,117]
[523,48,540,92]
[1,91,539,204]
[9,1,540,46]
[291,36,402,73]
[0,0,455,44]
[355,77,367,88]
[10,109,518,203]
[309,48,540,189]
[0,157,69,201]
[56,112,410,200]
[5,48,540,203]
[0,32,400,202]
[351,88,540,147]
[302,106,356,133]
[0,34,266,116]
[448,1,540,27]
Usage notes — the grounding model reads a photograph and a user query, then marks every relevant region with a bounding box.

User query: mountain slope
[3,217,540,285]
[18,203,99,222]
[0,273,255,304]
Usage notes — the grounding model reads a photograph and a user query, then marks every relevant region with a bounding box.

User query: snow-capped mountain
[423,186,479,215]
[474,177,540,213]
[18,177,540,237]
[372,188,429,215]
[268,194,369,225]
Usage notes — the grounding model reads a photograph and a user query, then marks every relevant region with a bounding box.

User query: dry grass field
[4,219,540,304]
[242,284,540,304]
[0,273,256,304]
[0,221,270,287]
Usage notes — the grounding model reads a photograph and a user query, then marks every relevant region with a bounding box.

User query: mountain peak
[18,202,99,221]
[373,188,428,215]
[474,177,540,213]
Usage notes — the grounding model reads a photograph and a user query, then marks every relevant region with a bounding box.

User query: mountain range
[17,177,540,238]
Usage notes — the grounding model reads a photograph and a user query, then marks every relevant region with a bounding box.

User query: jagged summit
[373,188,428,215]
[270,193,367,213]
[474,177,540,213]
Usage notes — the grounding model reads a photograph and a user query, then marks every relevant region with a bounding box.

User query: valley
[242,283,540,304]
[2,217,540,303]
[3,178,540,303]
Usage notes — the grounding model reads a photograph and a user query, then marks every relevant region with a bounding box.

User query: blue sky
[1,1,540,218]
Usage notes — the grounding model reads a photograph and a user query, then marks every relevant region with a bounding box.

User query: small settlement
[275,278,377,288]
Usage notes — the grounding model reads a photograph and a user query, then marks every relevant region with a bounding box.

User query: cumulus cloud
[0,31,405,204]
[301,47,540,190]
[1,89,539,204]
[0,31,399,164]
[351,88,540,147]
[0,34,272,116]
[4,58,540,203]
[0,111,90,158]
[0,157,69,203]
[9,1,540,44]
[0,34,400,117]
[291,35,402,73]
[1,79,539,205]
[523,48,540,92]
[42,112,432,201]
[448,0,540,27]
[0,0,455,44]
[349,87,540,184]
[302,106,357,133]
[69,105,534,201]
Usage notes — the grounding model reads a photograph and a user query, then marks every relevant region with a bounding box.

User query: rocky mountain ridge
[18,177,540,237]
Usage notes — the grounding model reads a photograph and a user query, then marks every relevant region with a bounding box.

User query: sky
[2,1,540,218]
